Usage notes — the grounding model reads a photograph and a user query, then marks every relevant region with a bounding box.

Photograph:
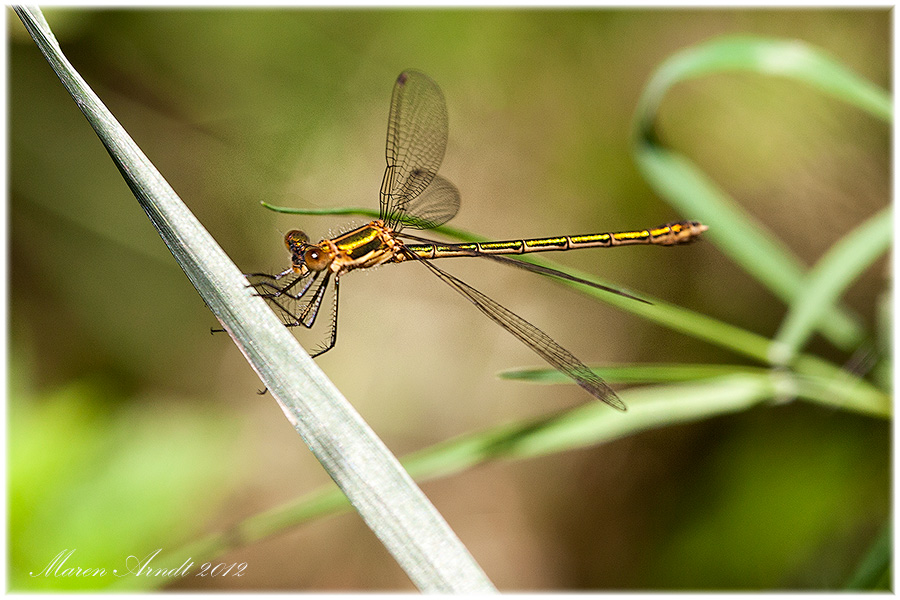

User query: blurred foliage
[8,7,890,591]
[647,409,889,588]
[8,358,242,591]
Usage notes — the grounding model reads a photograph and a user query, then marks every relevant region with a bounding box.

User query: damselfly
[250,71,707,410]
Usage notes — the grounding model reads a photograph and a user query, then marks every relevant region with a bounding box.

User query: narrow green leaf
[773,207,892,363]
[15,6,493,593]
[634,140,865,352]
[140,361,890,583]
[635,145,862,347]
[260,201,381,219]
[636,37,891,135]
[633,36,891,352]
[501,362,771,384]
[429,374,773,460]
[501,363,890,418]
[142,374,779,578]
[873,289,892,392]
[792,372,891,417]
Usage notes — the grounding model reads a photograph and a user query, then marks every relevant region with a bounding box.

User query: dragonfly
[249,70,707,411]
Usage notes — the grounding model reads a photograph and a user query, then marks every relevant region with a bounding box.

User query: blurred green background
[9,8,889,591]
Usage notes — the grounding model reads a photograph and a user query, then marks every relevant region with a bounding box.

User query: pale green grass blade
[635,145,860,335]
[633,36,891,352]
[502,362,771,384]
[133,365,890,583]
[873,289,892,391]
[500,363,888,417]
[635,36,891,132]
[136,374,778,579]
[773,207,892,364]
[15,6,493,593]
[402,374,778,467]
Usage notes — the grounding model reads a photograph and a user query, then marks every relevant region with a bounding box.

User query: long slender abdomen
[404,220,707,259]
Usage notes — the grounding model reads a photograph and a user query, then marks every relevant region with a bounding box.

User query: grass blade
[140,374,779,578]
[15,6,493,592]
[500,362,889,418]
[501,362,772,384]
[633,36,891,352]
[773,207,892,364]
[133,357,890,582]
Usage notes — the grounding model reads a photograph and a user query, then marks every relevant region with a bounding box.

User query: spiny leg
[264,295,310,330]
[211,273,308,334]
[250,270,318,301]
[298,271,331,328]
[251,272,339,393]
[261,270,331,330]
[264,271,338,357]
[310,274,340,358]
[240,270,321,332]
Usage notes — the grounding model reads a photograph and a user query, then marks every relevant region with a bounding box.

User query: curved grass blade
[501,362,772,384]
[15,7,493,593]
[873,289,892,392]
[635,36,891,137]
[633,36,891,352]
[501,362,888,417]
[127,360,890,587]
[128,373,779,586]
[773,207,892,365]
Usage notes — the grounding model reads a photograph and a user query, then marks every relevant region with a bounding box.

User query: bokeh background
[9,7,890,591]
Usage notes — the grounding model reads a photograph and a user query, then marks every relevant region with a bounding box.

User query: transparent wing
[380,70,449,230]
[411,254,626,410]
[396,175,460,230]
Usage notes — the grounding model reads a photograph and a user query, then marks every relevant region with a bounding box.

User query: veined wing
[395,174,460,230]
[380,70,449,230]
[410,253,626,410]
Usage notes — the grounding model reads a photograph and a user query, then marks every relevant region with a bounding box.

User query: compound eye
[284,229,309,251]
[303,246,331,271]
